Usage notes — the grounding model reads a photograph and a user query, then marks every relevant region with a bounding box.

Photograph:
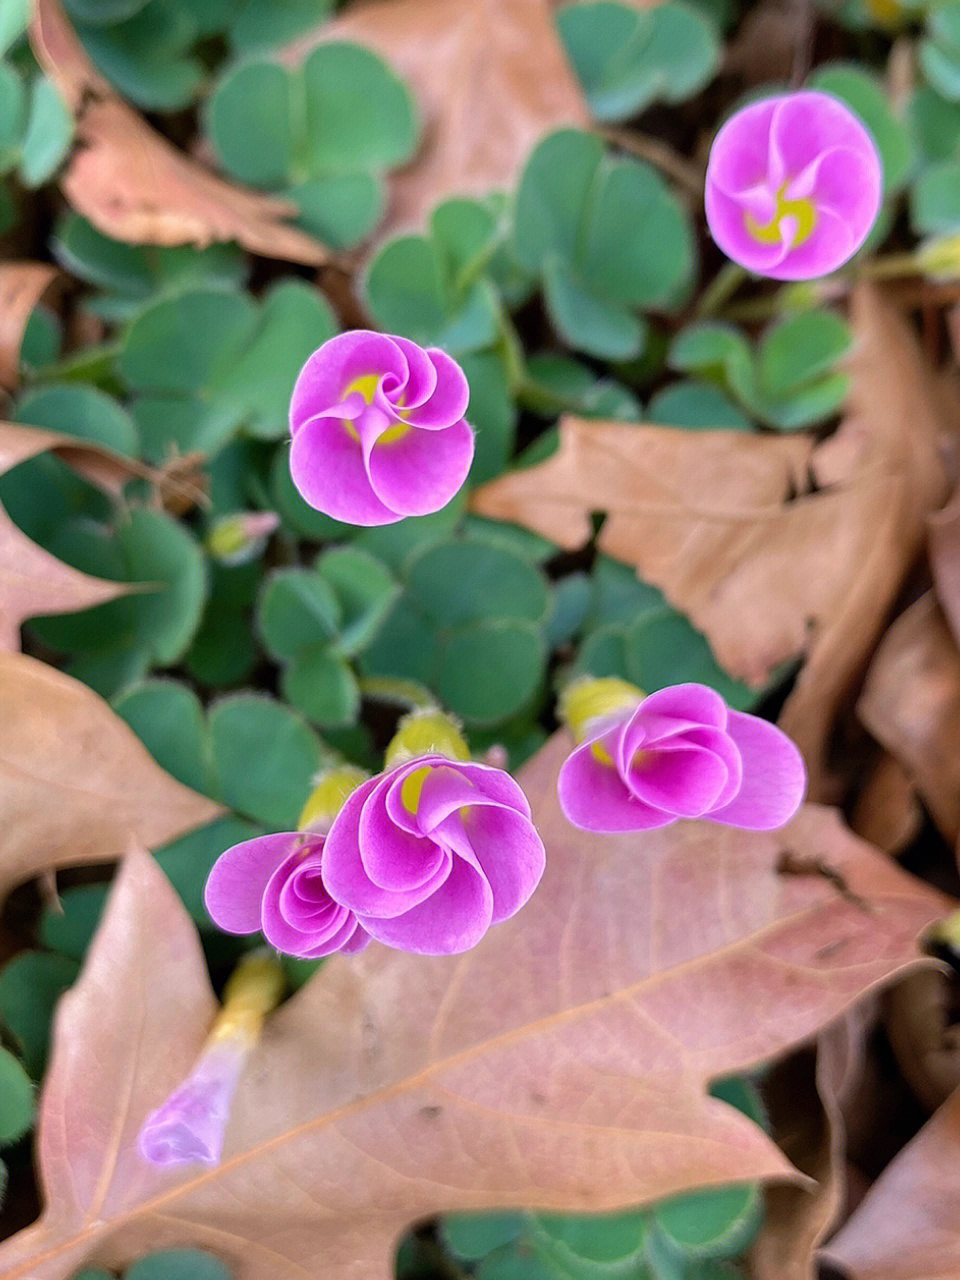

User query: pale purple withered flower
[138,951,283,1167]
[289,330,474,526]
[705,91,882,280]
[557,680,806,835]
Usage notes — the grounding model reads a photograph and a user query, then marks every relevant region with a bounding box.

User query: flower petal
[626,739,731,817]
[709,710,806,829]
[359,854,494,954]
[204,832,300,934]
[558,736,676,832]
[324,776,450,917]
[448,804,545,924]
[289,331,407,432]
[366,418,475,518]
[289,414,398,526]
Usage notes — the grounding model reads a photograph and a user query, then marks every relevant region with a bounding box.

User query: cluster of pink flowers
[705,90,882,279]
[205,748,547,959]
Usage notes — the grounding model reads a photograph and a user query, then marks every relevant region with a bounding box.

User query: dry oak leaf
[0,652,222,902]
[0,420,146,650]
[0,845,218,1280]
[929,482,960,646]
[858,593,960,848]
[472,286,954,799]
[824,1083,960,1280]
[849,751,922,857]
[0,734,947,1280]
[751,1029,851,1280]
[284,0,590,239]
[0,262,57,391]
[30,0,325,264]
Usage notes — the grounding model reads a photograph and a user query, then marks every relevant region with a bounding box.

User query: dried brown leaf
[884,970,960,1114]
[30,0,325,264]
[285,0,590,238]
[929,483,960,645]
[0,421,145,649]
[850,753,922,857]
[472,286,954,799]
[825,1083,960,1280]
[0,734,946,1280]
[0,262,57,391]
[752,1031,851,1280]
[0,652,223,902]
[858,593,960,847]
[0,845,218,1279]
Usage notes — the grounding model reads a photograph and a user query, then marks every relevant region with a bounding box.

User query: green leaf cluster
[515,130,696,360]
[70,1249,233,1280]
[61,0,337,110]
[257,547,399,726]
[567,557,759,710]
[557,0,719,122]
[668,310,853,431]
[206,44,420,248]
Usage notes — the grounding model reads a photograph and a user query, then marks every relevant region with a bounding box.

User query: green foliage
[53,215,249,323]
[63,0,334,109]
[921,1,960,103]
[206,45,419,248]
[29,508,208,697]
[668,310,852,430]
[514,130,696,359]
[570,556,759,710]
[0,952,79,1079]
[0,1046,34,1146]
[557,1,719,122]
[122,280,337,449]
[912,158,960,233]
[0,58,72,188]
[68,1250,234,1280]
[257,548,398,727]
[360,533,552,725]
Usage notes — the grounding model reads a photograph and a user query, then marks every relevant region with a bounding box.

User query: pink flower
[289,330,474,526]
[558,683,806,834]
[322,755,546,955]
[204,832,371,958]
[139,1037,249,1167]
[705,91,882,280]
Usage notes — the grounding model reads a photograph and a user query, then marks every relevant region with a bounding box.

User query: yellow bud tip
[298,765,370,833]
[385,708,471,767]
[214,948,286,1043]
[558,676,643,743]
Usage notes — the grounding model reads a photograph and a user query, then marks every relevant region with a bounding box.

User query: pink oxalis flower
[558,682,806,834]
[323,755,546,955]
[289,330,474,526]
[704,90,882,280]
[205,830,371,958]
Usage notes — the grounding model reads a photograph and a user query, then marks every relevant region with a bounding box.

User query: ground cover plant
[2,0,960,1277]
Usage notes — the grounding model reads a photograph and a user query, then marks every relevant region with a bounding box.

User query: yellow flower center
[745,182,817,247]
[401,765,432,814]
[343,373,411,446]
